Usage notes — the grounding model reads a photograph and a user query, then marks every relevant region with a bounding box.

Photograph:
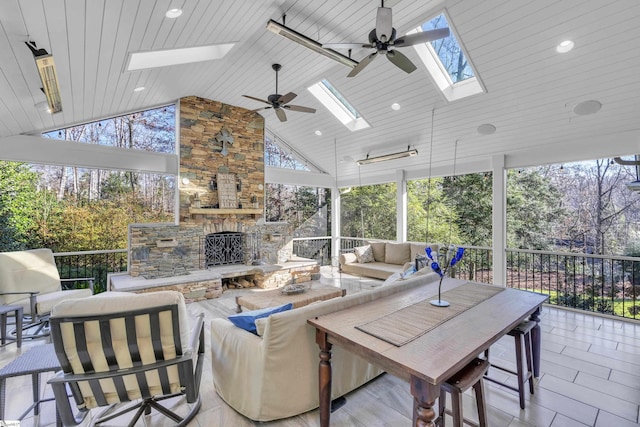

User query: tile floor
[1,269,638,426]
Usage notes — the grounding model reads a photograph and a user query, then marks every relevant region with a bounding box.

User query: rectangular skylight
[410,12,484,102]
[126,43,235,71]
[307,79,370,131]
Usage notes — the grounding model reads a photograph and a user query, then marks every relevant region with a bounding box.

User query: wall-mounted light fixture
[25,41,62,114]
[266,19,358,69]
[357,147,418,165]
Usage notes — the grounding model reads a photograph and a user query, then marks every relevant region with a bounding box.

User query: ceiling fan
[323,1,450,77]
[242,64,316,122]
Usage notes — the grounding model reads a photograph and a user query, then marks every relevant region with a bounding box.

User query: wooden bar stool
[439,358,489,427]
[484,320,535,409]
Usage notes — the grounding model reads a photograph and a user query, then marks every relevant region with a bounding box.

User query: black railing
[337,238,640,320]
[54,250,128,294]
[292,237,332,265]
[50,243,640,320]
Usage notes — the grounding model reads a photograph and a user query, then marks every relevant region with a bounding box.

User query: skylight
[307,79,370,131]
[410,12,484,102]
[126,43,235,71]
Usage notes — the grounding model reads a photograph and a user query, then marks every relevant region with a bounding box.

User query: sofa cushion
[228,303,293,334]
[340,261,403,280]
[368,242,386,262]
[354,245,375,263]
[384,242,411,264]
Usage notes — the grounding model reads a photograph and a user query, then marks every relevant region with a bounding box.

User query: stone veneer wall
[128,96,295,279]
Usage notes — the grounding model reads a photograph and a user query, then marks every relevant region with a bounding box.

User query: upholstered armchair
[0,248,93,338]
[48,290,205,426]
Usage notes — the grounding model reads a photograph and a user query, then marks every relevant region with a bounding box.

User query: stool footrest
[440,408,480,427]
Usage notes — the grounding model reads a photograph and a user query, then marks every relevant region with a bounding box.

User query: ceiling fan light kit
[243,64,316,122]
[322,1,450,77]
[357,148,418,165]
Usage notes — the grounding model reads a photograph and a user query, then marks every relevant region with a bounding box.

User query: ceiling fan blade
[251,106,271,112]
[323,42,371,49]
[375,7,393,42]
[284,105,316,113]
[278,92,297,104]
[243,95,270,104]
[275,108,287,122]
[394,28,450,47]
[347,51,377,77]
[387,49,417,74]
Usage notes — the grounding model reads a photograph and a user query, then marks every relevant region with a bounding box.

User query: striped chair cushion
[50,291,191,408]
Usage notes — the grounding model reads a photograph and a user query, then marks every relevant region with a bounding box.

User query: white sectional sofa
[339,241,439,280]
[210,269,440,421]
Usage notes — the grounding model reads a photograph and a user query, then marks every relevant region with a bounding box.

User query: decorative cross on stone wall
[216,128,234,156]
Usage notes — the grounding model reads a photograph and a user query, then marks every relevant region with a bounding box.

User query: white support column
[396,169,407,242]
[331,185,341,267]
[492,155,507,286]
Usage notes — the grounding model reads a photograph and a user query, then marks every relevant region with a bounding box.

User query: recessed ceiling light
[556,40,574,53]
[165,8,183,19]
[314,130,322,136]
[573,100,601,115]
[391,103,401,111]
[134,86,145,92]
[126,43,236,71]
[477,123,496,135]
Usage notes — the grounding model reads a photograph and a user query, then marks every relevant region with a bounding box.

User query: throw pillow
[354,245,375,263]
[228,303,293,334]
[384,242,411,264]
[368,241,386,262]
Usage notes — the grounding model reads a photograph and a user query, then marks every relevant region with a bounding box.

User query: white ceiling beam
[0,134,178,175]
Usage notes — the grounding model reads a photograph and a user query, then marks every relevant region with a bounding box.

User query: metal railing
[292,237,332,265]
[333,238,640,320]
[54,250,128,294]
[51,242,640,320]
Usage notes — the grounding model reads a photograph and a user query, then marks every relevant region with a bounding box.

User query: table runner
[355,283,504,346]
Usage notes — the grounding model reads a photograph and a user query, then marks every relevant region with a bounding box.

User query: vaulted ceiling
[0,0,638,186]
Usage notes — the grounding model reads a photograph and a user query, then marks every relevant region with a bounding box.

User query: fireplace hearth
[205,232,244,267]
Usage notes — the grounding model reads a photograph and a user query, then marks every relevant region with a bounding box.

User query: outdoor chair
[0,248,94,338]
[48,290,205,426]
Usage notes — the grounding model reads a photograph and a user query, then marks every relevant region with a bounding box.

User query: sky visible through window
[422,14,474,83]
[320,79,361,119]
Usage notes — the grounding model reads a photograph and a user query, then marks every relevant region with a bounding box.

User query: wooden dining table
[308,278,549,427]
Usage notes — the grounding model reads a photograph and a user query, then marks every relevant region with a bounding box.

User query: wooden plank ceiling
[0,0,638,185]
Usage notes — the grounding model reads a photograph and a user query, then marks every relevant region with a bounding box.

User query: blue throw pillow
[228,303,293,334]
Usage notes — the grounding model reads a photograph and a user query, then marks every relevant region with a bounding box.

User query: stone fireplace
[126,96,298,281]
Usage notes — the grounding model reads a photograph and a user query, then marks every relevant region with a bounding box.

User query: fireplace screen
[205,232,243,267]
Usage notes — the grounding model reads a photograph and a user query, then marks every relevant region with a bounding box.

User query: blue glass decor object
[425,245,465,307]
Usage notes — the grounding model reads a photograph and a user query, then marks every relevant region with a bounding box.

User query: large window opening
[340,183,396,240]
[0,106,176,253]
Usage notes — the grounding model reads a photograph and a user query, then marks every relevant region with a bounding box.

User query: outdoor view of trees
[1,104,638,317]
[0,106,176,253]
[340,163,639,258]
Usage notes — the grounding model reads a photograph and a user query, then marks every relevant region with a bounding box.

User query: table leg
[529,306,542,377]
[32,373,40,415]
[0,313,6,345]
[410,376,440,427]
[316,329,333,427]
[235,296,242,313]
[0,377,5,420]
[15,307,23,348]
